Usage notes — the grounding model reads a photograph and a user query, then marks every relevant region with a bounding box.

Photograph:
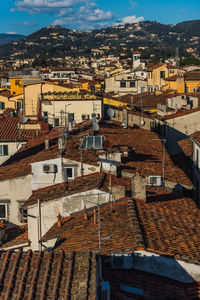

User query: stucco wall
[0,175,32,227]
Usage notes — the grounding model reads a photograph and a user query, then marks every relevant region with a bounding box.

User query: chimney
[45,137,49,150]
[83,205,88,221]
[57,213,62,228]
[131,172,146,202]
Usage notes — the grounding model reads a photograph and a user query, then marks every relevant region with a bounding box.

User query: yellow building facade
[147,63,185,91]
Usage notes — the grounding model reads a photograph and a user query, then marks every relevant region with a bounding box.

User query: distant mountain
[0,20,200,60]
[175,20,200,36]
[0,33,25,46]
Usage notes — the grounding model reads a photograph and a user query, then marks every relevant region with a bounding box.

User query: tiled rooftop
[0,250,96,299]
[2,225,29,249]
[179,131,200,157]
[97,125,192,186]
[0,123,192,187]
[0,116,46,141]
[23,172,131,208]
[41,195,200,264]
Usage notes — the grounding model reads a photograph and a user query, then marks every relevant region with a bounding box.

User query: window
[15,80,20,86]
[63,167,74,179]
[160,71,165,79]
[130,81,135,88]
[127,76,132,79]
[54,118,60,127]
[0,145,8,156]
[169,69,174,74]
[68,113,74,123]
[120,81,126,88]
[0,203,8,221]
[0,102,5,110]
[43,111,48,123]
[17,102,22,114]
[140,87,145,93]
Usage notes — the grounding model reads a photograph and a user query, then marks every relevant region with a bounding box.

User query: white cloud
[121,15,144,24]
[6,31,17,34]
[87,9,113,22]
[12,0,115,29]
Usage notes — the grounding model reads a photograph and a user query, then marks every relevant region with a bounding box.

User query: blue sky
[0,0,200,36]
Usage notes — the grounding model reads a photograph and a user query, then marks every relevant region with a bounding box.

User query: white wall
[133,250,200,283]
[42,99,102,126]
[31,157,101,190]
[0,142,24,165]
[28,188,111,250]
[0,175,32,227]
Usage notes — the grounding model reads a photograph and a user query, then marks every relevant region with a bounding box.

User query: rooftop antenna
[131,96,133,121]
[140,93,144,126]
[152,138,166,188]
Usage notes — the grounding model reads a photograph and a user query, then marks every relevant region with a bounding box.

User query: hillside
[0,20,200,60]
[0,33,25,46]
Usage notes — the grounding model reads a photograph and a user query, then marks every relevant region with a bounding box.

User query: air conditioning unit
[82,114,89,120]
[123,120,127,128]
[148,175,162,186]
[111,254,133,269]
[43,164,57,173]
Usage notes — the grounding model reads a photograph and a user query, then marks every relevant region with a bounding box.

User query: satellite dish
[92,122,100,132]
[21,116,28,124]
[107,108,114,118]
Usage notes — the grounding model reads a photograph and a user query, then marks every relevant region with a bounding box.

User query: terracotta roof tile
[0,116,46,141]
[2,225,29,249]
[23,172,131,208]
[0,250,96,299]
[42,194,200,263]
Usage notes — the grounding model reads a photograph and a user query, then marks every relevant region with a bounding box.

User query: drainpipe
[37,199,42,250]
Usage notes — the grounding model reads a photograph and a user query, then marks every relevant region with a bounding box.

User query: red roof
[0,116,47,141]
[0,250,96,299]
[23,172,131,208]
[41,196,200,264]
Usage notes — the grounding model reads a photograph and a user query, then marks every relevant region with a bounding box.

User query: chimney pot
[57,213,62,228]
[45,137,49,150]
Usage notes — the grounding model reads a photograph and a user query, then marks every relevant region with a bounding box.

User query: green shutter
[3,145,8,155]
[0,102,5,110]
